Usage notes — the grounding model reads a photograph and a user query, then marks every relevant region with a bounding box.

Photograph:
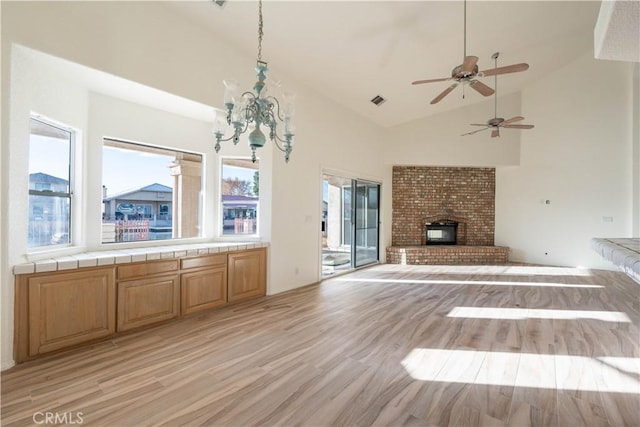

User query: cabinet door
[227,249,266,302]
[117,275,179,332]
[181,267,227,315]
[28,268,116,356]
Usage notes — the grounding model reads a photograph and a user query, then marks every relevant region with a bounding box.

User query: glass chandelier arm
[272,137,285,152]
[264,96,285,122]
[214,131,238,144]
[214,120,248,146]
[273,132,294,144]
[270,135,293,164]
[241,91,257,100]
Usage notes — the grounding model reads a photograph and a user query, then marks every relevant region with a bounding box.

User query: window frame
[27,115,75,251]
[219,156,260,238]
[101,138,204,245]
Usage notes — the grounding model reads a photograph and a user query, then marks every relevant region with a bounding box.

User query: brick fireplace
[388,166,509,264]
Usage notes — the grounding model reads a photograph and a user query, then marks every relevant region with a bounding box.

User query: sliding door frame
[320,169,381,279]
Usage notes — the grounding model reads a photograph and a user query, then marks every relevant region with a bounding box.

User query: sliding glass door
[322,174,380,277]
[354,181,379,267]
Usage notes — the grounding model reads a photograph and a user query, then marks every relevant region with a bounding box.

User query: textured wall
[392,166,495,246]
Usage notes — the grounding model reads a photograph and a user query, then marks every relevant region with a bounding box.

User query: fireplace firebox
[425,221,458,245]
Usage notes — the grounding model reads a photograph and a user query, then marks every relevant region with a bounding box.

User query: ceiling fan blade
[491,129,500,138]
[412,77,451,85]
[469,80,494,97]
[503,116,525,124]
[430,83,458,104]
[462,56,479,73]
[461,127,489,136]
[503,124,535,129]
[469,124,488,126]
[481,63,530,77]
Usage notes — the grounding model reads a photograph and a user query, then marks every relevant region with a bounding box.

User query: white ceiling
[164,1,601,128]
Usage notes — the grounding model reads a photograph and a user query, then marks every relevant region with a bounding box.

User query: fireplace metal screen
[425,221,458,245]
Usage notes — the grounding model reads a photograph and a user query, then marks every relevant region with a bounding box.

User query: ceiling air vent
[212,0,226,7]
[370,95,386,106]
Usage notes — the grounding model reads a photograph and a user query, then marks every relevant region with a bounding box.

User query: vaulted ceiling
[164,1,601,128]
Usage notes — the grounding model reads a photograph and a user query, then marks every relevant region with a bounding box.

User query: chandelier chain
[257,0,264,61]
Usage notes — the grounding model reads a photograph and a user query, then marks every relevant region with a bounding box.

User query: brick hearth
[387,246,510,265]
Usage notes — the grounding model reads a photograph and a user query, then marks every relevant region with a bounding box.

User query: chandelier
[213,0,295,163]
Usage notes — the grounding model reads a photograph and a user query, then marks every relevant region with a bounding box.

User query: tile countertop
[13,242,269,275]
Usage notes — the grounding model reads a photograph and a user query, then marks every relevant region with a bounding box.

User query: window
[102,139,202,243]
[221,158,259,236]
[28,116,73,248]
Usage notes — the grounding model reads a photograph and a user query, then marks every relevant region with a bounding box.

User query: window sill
[13,241,269,275]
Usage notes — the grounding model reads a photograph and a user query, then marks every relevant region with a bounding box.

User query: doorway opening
[322,173,380,278]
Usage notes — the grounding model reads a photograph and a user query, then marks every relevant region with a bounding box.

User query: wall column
[327,184,342,250]
[169,158,201,238]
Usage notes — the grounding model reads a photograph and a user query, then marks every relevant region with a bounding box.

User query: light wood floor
[2,264,639,426]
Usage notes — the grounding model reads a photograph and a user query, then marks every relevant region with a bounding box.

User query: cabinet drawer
[117,260,179,280]
[181,254,226,271]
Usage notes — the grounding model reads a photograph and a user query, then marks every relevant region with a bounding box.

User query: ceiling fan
[462,52,534,138]
[411,0,529,105]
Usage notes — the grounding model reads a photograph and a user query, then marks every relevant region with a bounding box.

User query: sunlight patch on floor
[446,307,631,322]
[368,265,594,277]
[334,277,603,288]
[401,348,640,394]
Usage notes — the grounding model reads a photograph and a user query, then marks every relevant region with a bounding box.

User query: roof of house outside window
[29,172,68,185]
[103,183,172,201]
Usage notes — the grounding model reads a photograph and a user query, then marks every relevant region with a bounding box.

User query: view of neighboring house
[102,183,173,242]
[222,194,258,235]
[103,182,173,222]
[28,172,70,246]
[102,183,258,238]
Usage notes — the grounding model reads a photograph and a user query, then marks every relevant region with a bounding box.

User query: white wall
[0,1,387,369]
[378,92,525,255]
[382,92,524,168]
[380,53,635,269]
[88,92,256,249]
[1,46,90,370]
[495,52,634,267]
[269,85,386,295]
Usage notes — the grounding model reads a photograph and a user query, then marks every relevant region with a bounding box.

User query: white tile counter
[13,242,269,275]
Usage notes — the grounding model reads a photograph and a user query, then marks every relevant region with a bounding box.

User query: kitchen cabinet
[181,254,227,315]
[117,260,179,332]
[228,248,266,302]
[14,247,267,363]
[24,267,116,357]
